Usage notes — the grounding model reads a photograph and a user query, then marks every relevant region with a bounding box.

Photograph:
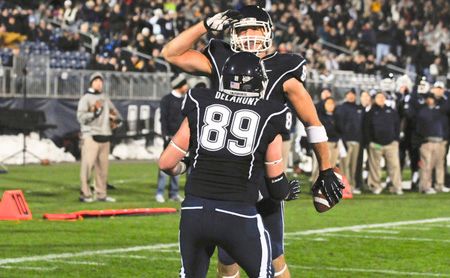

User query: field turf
[0,161,449,277]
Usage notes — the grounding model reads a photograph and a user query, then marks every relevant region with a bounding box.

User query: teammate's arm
[158,118,190,176]
[265,134,298,201]
[161,22,212,74]
[283,78,331,170]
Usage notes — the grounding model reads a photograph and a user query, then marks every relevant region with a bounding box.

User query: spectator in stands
[61,0,79,26]
[416,91,450,194]
[77,72,122,203]
[364,91,403,195]
[336,89,364,194]
[155,73,189,203]
[109,4,126,35]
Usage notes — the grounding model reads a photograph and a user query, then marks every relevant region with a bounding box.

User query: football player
[159,52,299,278]
[162,5,343,278]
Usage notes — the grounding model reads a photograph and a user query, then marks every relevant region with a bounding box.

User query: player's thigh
[217,212,272,277]
[179,208,214,277]
[257,198,285,260]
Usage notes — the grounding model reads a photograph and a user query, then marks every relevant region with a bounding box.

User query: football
[313,167,343,213]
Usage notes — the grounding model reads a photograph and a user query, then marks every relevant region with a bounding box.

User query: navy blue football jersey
[182,88,291,204]
[203,39,308,104]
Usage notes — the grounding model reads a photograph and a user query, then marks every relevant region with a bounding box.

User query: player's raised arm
[284,78,343,205]
[158,118,190,176]
[161,10,240,74]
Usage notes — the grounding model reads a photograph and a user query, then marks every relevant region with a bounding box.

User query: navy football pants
[218,198,285,265]
[179,195,273,278]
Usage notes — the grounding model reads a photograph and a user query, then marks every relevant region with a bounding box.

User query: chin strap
[274,264,287,277]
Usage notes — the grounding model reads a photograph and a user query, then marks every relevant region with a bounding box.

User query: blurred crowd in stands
[0,0,448,84]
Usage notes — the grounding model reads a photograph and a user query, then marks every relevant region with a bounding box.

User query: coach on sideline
[77,72,122,203]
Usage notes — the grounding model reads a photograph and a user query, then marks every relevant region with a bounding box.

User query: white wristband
[306,125,328,143]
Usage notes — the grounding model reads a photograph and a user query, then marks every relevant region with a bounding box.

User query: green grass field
[0,161,449,277]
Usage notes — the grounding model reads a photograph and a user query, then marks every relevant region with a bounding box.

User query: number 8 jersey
[182,88,291,204]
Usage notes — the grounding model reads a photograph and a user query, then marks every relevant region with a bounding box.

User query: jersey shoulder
[203,39,232,57]
[268,53,308,83]
[182,88,215,116]
[256,100,291,137]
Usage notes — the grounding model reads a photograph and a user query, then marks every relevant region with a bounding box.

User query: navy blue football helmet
[220,52,268,98]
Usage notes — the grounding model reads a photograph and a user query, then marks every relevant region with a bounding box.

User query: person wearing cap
[77,72,122,203]
[415,92,450,194]
[363,91,403,195]
[155,73,189,203]
[335,89,364,194]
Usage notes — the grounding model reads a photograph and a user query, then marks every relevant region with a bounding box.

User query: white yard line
[285,217,450,236]
[360,229,400,234]
[425,224,450,228]
[1,217,450,266]
[0,243,178,265]
[321,233,450,243]
[290,265,450,277]
[0,266,56,271]
[390,226,432,231]
[100,254,179,260]
[49,260,105,266]
[102,254,149,259]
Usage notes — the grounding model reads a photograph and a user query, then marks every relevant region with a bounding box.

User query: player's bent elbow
[160,47,172,62]
[158,155,174,172]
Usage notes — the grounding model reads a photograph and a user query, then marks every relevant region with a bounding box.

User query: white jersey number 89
[200,104,260,156]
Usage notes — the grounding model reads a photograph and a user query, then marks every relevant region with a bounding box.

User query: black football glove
[203,10,242,32]
[312,168,344,205]
[285,179,301,201]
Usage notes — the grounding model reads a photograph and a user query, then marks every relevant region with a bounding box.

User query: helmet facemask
[230,18,273,54]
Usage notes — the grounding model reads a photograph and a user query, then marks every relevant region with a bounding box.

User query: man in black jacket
[416,92,450,194]
[336,89,364,194]
[155,73,189,203]
[364,91,403,195]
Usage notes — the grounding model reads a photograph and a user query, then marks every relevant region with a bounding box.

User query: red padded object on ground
[43,208,177,221]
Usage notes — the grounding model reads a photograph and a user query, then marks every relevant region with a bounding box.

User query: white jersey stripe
[180,206,203,210]
[265,59,307,100]
[207,39,222,86]
[214,208,258,219]
[188,92,201,168]
[178,230,186,278]
[256,214,270,277]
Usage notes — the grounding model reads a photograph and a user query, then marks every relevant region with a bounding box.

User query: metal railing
[0,56,172,100]
[0,67,13,95]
